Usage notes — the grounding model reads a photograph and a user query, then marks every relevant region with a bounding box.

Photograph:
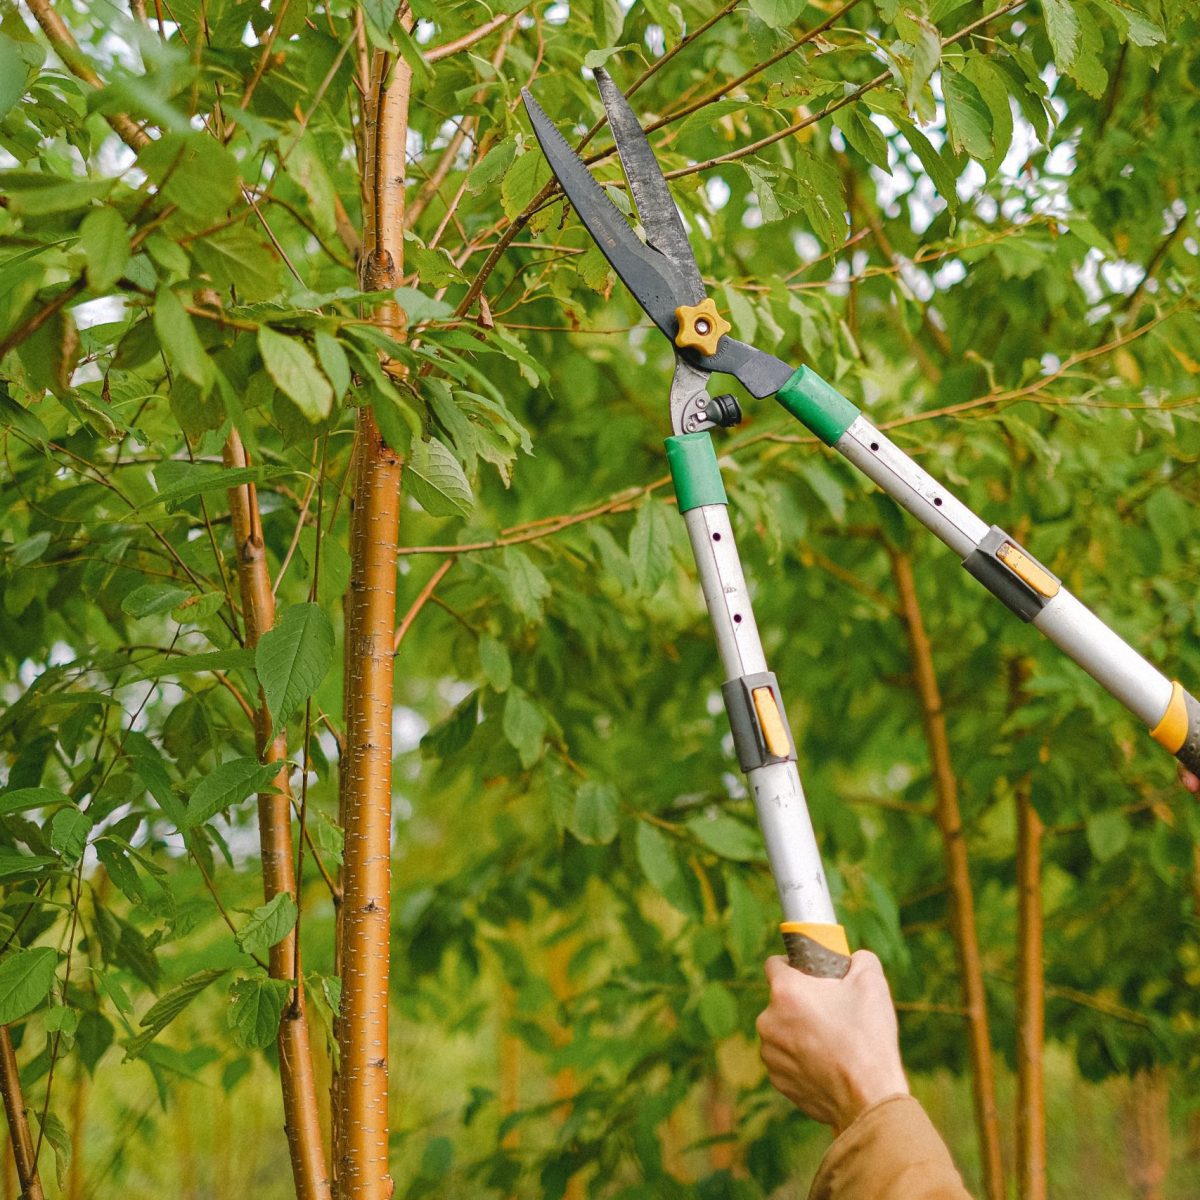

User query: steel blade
[593,68,705,306]
[521,88,686,339]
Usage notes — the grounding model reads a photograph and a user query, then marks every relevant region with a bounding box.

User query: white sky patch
[705,177,731,211]
[393,705,430,754]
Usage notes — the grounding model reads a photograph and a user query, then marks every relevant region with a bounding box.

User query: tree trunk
[891,550,1006,1200]
[224,432,332,1199]
[333,30,412,1195]
[0,1027,44,1200]
[1016,781,1046,1200]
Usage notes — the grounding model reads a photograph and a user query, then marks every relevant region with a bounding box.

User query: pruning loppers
[521,70,1200,977]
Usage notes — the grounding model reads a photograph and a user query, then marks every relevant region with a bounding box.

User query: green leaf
[236,893,298,958]
[258,327,333,422]
[503,689,547,770]
[34,1111,70,1191]
[138,132,240,222]
[570,781,619,845]
[124,968,228,1059]
[186,757,283,828]
[1043,0,1079,70]
[629,501,673,596]
[502,150,550,221]
[406,437,474,518]
[748,0,804,27]
[1094,0,1164,47]
[499,547,551,622]
[698,982,738,1039]
[0,947,57,1024]
[793,151,847,250]
[49,807,92,864]
[154,287,213,388]
[0,34,29,120]
[943,65,994,160]
[1086,810,1129,863]
[392,287,453,325]
[79,206,129,293]
[902,121,960,217]
[479,635,512,692]
[192,228,279,302]
[0,788,72,818]
[420,690,479,759]
[256,603,335,736]
[146,464,293,513]
[121,584,191,619]
[726,869,765,968]
[467,139,517,196]
[227,976,291,1050]
[687,814,761,862]
[635,821,692,914]
[314,330,351,400]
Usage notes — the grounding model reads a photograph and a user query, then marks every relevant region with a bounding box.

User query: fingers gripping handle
[1151,682,1200,775]
[781,922,851,979]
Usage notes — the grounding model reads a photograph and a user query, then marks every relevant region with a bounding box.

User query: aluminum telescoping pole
[776,367,1200,772]
[665,431,850,978]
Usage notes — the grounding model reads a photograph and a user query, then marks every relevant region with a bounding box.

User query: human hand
[1180,766,1199,795]
[756,950,909,1133]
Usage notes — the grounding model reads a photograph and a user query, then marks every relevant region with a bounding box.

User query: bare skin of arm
[756,950,911,1134]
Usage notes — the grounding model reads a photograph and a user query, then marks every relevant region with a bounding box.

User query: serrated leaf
[943,65,994,160]
[687,814,761,861]
[499,547,550,622]
[406,437,474,517]
[748,0,805,27]
[570,781,619,845]
[256,603,334,736]
[698,982,738,1039]
[79,206,129,293]
[0,788,72,818]
[227,976,290,1050]
[629,501,673,596]
[236,893,298,957]
[1043,0,1079,69]
[121,583,191,619]
[34,1110,70,1190]
[154,287,213,388]
[0,947,57,1023]
[503,689,547,770]
[902,121,960,217]
[468,138,517,195]
[124,968,227,1060]
[185,757,282,828]
[502,150,550,221]
[479,635,512,691]
[258,327,333,422]
[49,807,91,863]
[635,821,693,914]
[314,330,351,400]
[192,228,279,301]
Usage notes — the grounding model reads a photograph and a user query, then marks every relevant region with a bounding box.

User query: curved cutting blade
[520,87,686,341]
[592,68,705,307]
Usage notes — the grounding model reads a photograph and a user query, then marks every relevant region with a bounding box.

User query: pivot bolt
[673,298,731,357]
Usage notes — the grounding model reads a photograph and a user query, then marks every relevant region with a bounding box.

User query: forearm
[808,1095,973,1200]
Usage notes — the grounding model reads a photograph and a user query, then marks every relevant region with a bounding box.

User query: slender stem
[890,549,1006,1200]
[22,0,148,150]
[333,19,411,1196]
[393,559,453,651]
[225,430,332,1200]
[1016,778,1046,1200]
[0,1026,44,1200]
[426,8,521,62]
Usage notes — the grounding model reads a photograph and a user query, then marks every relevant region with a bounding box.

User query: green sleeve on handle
[776,366,860,447]
[666,432,728,513]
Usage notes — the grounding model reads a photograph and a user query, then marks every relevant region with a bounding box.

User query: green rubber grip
[666,432,727,513]
[776,366,860,447]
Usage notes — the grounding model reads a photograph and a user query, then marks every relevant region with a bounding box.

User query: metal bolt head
[695,318,711,335]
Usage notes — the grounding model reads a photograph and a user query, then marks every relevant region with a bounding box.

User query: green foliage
[1,0,1199,1195]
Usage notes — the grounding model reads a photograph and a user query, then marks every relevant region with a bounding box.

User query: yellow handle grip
[781,922,851,979]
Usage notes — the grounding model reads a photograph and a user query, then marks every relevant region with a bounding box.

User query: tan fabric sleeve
[807,1094,973,1200]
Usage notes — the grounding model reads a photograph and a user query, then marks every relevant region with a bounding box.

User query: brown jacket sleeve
[808,1095,973,1200]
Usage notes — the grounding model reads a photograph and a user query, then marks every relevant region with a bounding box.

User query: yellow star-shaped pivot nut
[673,298,731,357]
